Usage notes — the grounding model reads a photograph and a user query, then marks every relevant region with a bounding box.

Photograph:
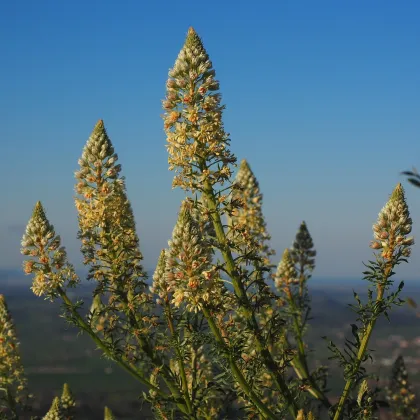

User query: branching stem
[202,176,298,418]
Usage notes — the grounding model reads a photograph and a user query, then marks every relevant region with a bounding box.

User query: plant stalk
[58,286,194,416]
[287,287,331,408]
[106,244,191,415]
[57,287,167,398]
[202,178,298,418]
[333,283,386,420]
[165,306,195,417]
[201,306,278,420]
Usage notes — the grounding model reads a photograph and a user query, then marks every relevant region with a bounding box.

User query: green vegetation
[1,27,419,419]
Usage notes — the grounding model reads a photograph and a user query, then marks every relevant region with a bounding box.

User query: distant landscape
[2,270,420,419]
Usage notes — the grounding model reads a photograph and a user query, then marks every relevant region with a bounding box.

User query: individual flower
[21,202,79,300]
[0,295,30,413]
[163,27,236,192]
[88,294,106,332]
[296,409,315,420]
[370,183,414,259]
[355,379,374,419]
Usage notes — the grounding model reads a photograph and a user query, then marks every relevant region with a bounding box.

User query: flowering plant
[0,27,417,419]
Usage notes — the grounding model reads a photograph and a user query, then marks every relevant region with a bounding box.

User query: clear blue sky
[1,0,420,281]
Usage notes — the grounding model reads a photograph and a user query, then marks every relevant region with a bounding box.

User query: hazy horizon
[2,1,420,279]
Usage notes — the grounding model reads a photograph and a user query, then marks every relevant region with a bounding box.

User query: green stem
[5,386,17,419]
[57,287,166,398]
[106,246,190,415]
[128,313,189,416]
[201,306,278,420]
[202,179,298,418]
[41,244,183,408]
[333,285,386,420]
[287,290,331,408]
[165,306,195,417]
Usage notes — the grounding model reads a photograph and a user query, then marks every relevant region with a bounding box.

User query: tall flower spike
[163,27,236,192]
[21,202,79,300]
[104,406,115,420]
[60,383,76,415]
[165,201,224,312]
[289,221,316,273]
[387,355,418,420]
[230,159,274,260]
[43,396,64,420]
[75,121,148,307]
[274,249,298,291]
[75,119,122,269]
[150,250,169,306]
[0,295,30,413]
[370,183,414,259]
[75,119,121,196]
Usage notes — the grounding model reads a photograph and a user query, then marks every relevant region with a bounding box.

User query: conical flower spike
[163,27,236,191]
[274,249,298,291]
[43,396,64,420]
[75,119,123,268]
[74,119,121,198]
[165,201,223,312]
[290,221,316,273]
[104,406,115,420]
[387,355,418,420]
[230,159,274,260]
[21,202,79,300]
[370,183,414,259]
[150,250,170,306]
[60,383,76,414]
[75,121,148,310]
[0,295,29,412]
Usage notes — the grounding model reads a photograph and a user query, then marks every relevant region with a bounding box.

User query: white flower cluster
[371,183,414,259]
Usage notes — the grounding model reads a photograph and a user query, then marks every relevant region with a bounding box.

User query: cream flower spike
[21,201,79,299]
[60,383,76,412]
[231,159,274,259]
[0,294,30,411]
[370,183,414,259]
[163,27,235,192]
[165,201,222,312]
[150,249,170,306]
[75,119,121,196]
[274,249,298,290]
[43,396,64,420]
[104,406,116,420]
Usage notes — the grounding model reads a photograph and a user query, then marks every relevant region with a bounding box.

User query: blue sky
[1,0,420,281]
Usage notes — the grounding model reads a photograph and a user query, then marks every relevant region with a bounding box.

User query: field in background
[2,275,420,419]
